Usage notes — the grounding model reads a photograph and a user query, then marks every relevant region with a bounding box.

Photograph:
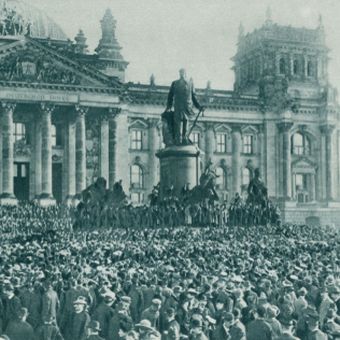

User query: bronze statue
[164,69,203,145]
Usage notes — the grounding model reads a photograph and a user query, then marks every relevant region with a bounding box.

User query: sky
[25,0,340,91]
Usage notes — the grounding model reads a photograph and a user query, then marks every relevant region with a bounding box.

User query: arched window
[215,167,226,190]
[279,58,286,74]
[130,165,143,189]
[293,59,299,75]
[242,167,251,186]
[14,123,26,142]
[292,133,310,155]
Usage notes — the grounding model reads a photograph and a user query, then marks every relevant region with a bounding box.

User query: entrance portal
[14,162,29,201]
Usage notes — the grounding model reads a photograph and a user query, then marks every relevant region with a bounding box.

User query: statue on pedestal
[163,68,203,145]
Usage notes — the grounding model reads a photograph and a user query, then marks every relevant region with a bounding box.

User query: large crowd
[0,203,339,340]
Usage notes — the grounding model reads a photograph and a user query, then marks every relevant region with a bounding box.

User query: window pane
[293,133,304,155]
[14,123,26,142]
[21,164,26,178]
[131,130,142,150]
[130,165,143,188]
[217,133,227,153]
[243,135,253,154]
[190,132,200,147]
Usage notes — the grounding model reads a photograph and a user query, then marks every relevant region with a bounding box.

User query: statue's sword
[186,108,205,140]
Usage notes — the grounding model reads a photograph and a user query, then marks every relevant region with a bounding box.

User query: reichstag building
[0,0,339,225]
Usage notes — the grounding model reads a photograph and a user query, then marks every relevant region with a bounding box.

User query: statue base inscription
[156,144,201,197]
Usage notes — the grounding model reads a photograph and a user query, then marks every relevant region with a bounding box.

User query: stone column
[108,108,120,189]
[321,124,335,201]
[75,106,88,195]
[40,103,54,202]
[148,118,160,188]
[205,123,215,165]
[310,173,316,201]
[278,122,293,199]
[100,114,109,184]
[231,125,242,195]
[304,56,308,78]
[258,126,266,183]
[1,102,16,203]
[65,114,76,201]
[34,116,42,198]
[292,173,296,200]
[289,54,294,75]
[28,121,36,200]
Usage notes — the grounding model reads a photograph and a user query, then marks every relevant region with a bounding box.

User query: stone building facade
[0,1,339,224]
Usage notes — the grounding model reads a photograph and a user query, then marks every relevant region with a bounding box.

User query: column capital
[320,123,336,135]
[148,117,160,129]
[205,122,215,131]
[277,121,293,133]
[75,105,89,116]
[40,102,55,114]
[105,107,121,121]
[230,123,242,133]
[1,101,16,113]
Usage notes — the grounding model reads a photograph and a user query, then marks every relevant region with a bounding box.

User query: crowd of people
[0,203,339,340]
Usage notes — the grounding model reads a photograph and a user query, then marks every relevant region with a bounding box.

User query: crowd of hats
[0,204,339,339]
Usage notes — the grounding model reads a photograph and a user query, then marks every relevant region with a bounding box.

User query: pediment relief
[0,39,117,88]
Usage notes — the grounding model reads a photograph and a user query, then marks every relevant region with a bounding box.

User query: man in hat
[62,296,90,340]
[162,307,180,340]
[92,290,116,340]
[41,279,60,325]
[35,315,64,340]
[246,306,273,340]
[85,320,104,340]
[135,319,161,340]
[4,307,34,340]
[319,285,339,328]
[108,296,133,340]
[141,298,162,330]
[265,305,282,339]
[305,314,327,340]
[188,318,208,340]
[2,282,22,331]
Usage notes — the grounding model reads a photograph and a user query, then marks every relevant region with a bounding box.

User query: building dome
[0,0,68,40]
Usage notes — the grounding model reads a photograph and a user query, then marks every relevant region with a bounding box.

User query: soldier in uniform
[165,69,203,145]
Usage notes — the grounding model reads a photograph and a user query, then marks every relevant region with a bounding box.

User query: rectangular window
[21,164,26,178]
[131,192,144,204]
[131,130,143,150]
[14,123,26,142]
[14,164,18,177]
[190,132,200,147]
[216,133,227,153]
[243,135,253,154]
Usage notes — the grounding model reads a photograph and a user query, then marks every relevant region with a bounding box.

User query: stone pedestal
[156,145,201,196]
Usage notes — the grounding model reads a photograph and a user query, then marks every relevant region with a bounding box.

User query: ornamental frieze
[14,139,30,157]
[0,48,81,85]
